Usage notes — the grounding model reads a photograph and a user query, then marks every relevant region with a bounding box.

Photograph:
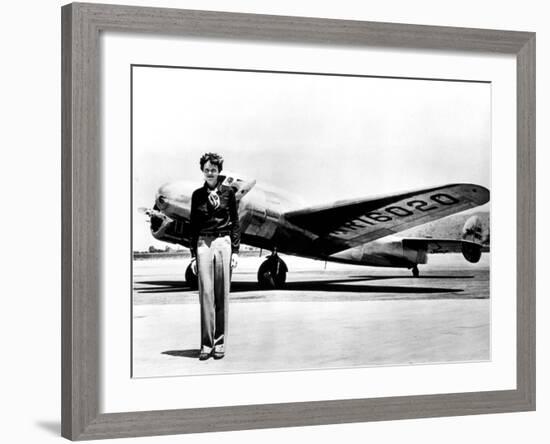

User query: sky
[132,66,491,251]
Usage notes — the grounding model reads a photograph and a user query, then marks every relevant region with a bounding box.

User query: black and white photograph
[2,0,544,440]
[132,65,491,378]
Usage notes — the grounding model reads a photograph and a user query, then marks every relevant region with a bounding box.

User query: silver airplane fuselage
[145,177,482,270]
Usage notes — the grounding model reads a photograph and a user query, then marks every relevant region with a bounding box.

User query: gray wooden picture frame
[61,2,536,440]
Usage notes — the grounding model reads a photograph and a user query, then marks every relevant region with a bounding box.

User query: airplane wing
[284,183,489,248]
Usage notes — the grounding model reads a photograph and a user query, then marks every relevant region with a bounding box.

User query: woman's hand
[231,253,239,269]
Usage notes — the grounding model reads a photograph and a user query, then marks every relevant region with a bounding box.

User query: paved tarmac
[132,254,490,378]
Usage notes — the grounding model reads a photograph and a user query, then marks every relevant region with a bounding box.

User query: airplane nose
[155,194,168,210]
[155,184,171,210]
[155,181,194,214]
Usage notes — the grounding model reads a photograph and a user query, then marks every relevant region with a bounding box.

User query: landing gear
[257,251,288,289]
[185,261,198,290]
[411,265,419,278]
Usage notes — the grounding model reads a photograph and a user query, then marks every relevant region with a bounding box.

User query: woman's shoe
[199,348,211,360]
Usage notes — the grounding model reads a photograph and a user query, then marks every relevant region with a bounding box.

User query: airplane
[141,172,490,289]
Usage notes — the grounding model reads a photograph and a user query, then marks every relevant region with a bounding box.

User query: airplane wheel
[412,265,419,278]
[185,262,198,290]
[257,257,287,289]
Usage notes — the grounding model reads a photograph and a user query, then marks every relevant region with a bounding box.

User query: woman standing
[190,153,240,360]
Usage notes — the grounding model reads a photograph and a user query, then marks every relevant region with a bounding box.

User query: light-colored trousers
[196,235,232,352]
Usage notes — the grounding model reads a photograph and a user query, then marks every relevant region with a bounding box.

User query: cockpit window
[221,173,256,200]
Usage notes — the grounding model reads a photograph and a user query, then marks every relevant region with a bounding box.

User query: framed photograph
[62,2,535,440]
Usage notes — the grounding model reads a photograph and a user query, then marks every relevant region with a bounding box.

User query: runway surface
[132,254,490,378]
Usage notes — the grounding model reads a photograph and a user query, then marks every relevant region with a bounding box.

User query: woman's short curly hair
[199,152,224,172]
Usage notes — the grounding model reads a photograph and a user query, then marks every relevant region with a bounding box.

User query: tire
[257,258,287,289]
[185,262,198,290]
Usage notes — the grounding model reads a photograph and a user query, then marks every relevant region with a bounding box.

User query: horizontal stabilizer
[402,237,487,263]
[402,238,485,254]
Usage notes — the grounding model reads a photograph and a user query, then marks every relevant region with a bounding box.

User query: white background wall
[0,0,545,443]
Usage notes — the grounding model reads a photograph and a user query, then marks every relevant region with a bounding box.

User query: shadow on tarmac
[268,281,464,294]
[351,275,474,280]
[162,349,200,359]
[136,275,474,296]
[137,280,188,293]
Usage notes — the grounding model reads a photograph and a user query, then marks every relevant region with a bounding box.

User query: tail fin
[462,215,484,243]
